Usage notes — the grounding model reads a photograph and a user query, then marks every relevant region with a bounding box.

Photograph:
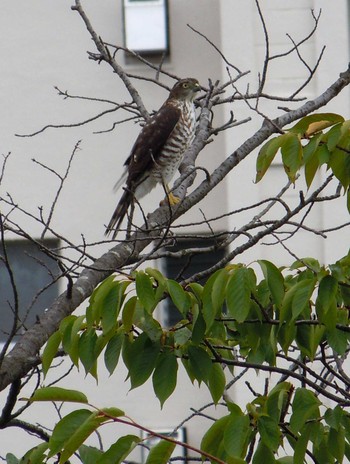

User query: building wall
[0,0,349,459]
[220,0,350,265]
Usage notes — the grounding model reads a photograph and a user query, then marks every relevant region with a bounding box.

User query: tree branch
[0,58,349,393]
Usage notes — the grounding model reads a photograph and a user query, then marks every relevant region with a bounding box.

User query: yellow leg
[167,191,181,205]
[160,184,181,206]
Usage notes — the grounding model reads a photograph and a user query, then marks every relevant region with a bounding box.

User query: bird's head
[169,78,201,101]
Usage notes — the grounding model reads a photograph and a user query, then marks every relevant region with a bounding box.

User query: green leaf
[153,351,178,407]
[256,135,285,182]
[134,306,163,342]
[258,260,284,307]
[290,388,321,434]
[202,272,217,331]
[277,320,296,353]
[125,333,160,389]
[201,415,230,460]
[316,142,330,165]
[58,412,108,463]
[145,267,166,286]
[79,445,103,464]
[68,315,86,367]
[188,282,203,302]
[224,413,251,458]
[136,271,156,313]
[187,345,212,383]
[281,132,303,182]
[266,382,292,422]
[316,275,338,329]
[257,415,281,452]
[329,146,350,189]
[191,309,206,345]
[303,132,323,163]
[78,329,98,376]
[317,275,338,312]
[288,113,344,136]
[100,406,125,418]
[144,439,176,464]
[276,458,294,464]
[88,276,118,328]
[49,409,92,456]
[173,326,192,346]
[290,257,322,273]
[52,408,123,463]
[211,268,229,314]
[303,133,323,188]
[5,454,19,464]
[122,296,137,332]
[97,435,140,464]
[23,443,49,464]
[166,280,191,316]
[42,330,62,376]
[59,315,76,353]
[291,278,316,319]
[294,422,313,464]
[325,122,342,150]
[104,330,124,375]
[226,267,252,323]
[208,363,226,404]
[328,425,345,462]
[100,281,127,335]
[326,327,349,355]
[324,406,344,431]
[29,386,88,404]
[295,324,325,360]
[252,441,276,464]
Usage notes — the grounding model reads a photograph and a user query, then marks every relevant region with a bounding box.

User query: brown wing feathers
[105,105,181,237]
[126,105,181,183]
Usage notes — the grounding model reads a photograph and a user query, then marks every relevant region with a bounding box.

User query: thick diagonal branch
[0,65,349,392]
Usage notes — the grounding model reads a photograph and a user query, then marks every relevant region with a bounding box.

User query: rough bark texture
[0,65,349,392]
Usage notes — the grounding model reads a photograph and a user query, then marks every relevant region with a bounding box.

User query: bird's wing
[126,103,181,185]
[106,102,181,237]
[112,104,179,193]
[113,165,128,192]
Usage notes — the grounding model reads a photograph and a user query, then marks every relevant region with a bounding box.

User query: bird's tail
[105,189,133,239]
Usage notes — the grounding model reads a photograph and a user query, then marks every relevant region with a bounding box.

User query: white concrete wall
[0,1,226,459]
[219,0,349,266]
[219,0,350,412]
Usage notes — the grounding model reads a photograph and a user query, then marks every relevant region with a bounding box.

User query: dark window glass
[162,237,226,327]
[0,239,60,342]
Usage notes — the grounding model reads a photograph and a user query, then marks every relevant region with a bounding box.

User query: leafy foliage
[10,113,350,463]
[256,113,350,211]
[22,246,350,463]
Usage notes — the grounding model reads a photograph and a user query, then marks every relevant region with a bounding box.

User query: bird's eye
[182,83,189,88]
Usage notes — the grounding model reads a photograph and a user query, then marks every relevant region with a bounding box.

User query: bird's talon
[160,192,181,207]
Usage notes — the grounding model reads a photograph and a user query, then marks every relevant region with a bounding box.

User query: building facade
[0,0,349,460]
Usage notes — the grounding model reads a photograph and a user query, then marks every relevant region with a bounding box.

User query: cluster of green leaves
[256,113,350,210]
[21,250,350,463]
[202,384,350,464]
[12,387,163,464]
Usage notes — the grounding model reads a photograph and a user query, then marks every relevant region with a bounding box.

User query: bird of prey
[105,77,201,238]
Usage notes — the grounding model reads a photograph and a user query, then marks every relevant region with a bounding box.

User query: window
[0,239,60,342]
[141,427,187,462]
[161,236,227,327]
[122,0,169,55]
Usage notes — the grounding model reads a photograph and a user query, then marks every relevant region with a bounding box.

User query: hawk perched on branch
[105,78,201,238]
